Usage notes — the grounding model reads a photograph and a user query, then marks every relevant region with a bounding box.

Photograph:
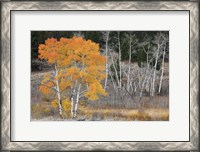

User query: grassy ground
[31,70,169,121]
[31,101,169,121]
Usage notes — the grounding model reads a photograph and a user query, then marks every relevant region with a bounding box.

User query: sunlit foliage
[38,36,107,117]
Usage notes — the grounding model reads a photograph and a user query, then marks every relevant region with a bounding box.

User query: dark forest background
[31,31,169,71]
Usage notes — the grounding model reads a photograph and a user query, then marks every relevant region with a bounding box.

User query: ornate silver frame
[1,1,199,151]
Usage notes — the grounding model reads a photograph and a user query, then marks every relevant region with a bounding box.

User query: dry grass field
[32,101,168,121]
[31,71,169,121]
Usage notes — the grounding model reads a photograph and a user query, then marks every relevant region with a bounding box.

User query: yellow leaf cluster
[39,74,55,95]
[59,78,72,91]
[39,85,52,95]
[84,82,107,101]
[62,98,71,111]
[51,99,58,109]
[51,98,71,112]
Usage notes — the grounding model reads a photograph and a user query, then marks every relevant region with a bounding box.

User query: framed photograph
[1,0,199,151]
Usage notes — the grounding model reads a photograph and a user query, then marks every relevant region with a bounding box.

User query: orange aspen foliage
[59,36,107,101]
[38,36,107,117]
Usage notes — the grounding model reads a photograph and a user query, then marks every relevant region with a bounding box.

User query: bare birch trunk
[104,32,110,90]
[133,82,137,93]
[158,45,166,94]
[71,80,77,118]
[70,95,74,118]
[55,65,62,118]
[118,32,122,88]
[127,34,132,91]
[74,84,81,118]
[57,91,62,117]
[150,75,153,98]
[151,44,160,97]
[138,67,141,90]
[140,44,150,99]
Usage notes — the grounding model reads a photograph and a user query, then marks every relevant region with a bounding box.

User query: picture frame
[1,0,199,151]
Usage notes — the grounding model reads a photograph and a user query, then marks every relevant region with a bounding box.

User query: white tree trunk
[74,83,81,118]
[70,95,74,118]
[71,80,77,118]
[140,44,150,98]
[55,65,62,117]
[151,44,160,97]
[127,34,132,91]
[158,45,166,93]
[118,32,122,88]
[138,67,141,90]
[104,32,110,90]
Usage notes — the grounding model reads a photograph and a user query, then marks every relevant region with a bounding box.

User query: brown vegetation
[31,70,168,121]
[31,101,168,121]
